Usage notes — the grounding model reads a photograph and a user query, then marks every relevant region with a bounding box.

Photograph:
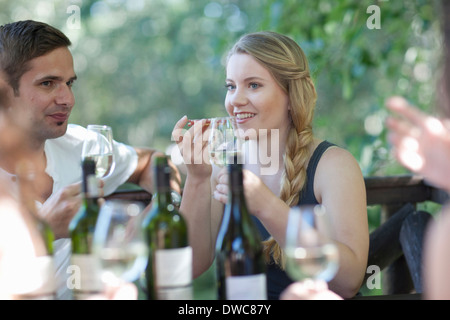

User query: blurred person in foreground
[173,31,368,299]
[384,0,450,300]
[0,20,180,299]
[0,84,38,299]
[386,95,450,300]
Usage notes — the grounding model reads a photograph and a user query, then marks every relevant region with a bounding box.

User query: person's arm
[172,116,219,277]
[314,147,368,298]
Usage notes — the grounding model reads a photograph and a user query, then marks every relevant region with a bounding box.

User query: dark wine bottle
[14,160,56,300]
[215,159,267,300]
[69,158,103,299]
[142,156,192,300]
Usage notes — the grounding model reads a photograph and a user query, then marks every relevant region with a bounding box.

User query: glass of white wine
[285,205,339,284]
[208,117,242,166]
[93,200,148,287]
[82,125,115,178]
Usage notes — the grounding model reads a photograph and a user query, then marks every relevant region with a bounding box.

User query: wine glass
[285,205,339,284]
[208,117,242,166]
[82,125,115,178]
[93,200,148,287]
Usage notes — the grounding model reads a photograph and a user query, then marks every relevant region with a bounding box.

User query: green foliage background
[0,0,443,177]
[0,0,444,298]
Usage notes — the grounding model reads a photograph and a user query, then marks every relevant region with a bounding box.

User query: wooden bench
[361,175,448,298]
[105,188,152,206]
[105,175,448,299]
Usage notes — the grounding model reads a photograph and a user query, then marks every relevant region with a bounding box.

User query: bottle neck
[153,161,173,209]
[227,164,248,223]
[154,188,172,208]
[82,159,98,201]
[81,160,99,215]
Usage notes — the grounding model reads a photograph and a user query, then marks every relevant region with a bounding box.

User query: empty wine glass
[93,200,148,287]
[208,117,242,166]
[82,125,115,178]
[285,205,339,284]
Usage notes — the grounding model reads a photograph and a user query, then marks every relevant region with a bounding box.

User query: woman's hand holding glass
[172,116,210,174]
[172,116,243,168]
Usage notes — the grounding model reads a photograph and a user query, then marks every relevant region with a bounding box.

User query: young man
[0,20,180,299]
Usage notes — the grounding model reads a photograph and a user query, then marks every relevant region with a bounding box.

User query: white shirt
[43,124,138,299]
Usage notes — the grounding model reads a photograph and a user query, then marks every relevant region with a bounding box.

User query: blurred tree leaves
[0,0,443,177]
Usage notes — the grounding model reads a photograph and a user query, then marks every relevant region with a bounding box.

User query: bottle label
[87,175,99,198]
[155,246,193,300]
[11,256,56,300]
[226,274,267,300]
[70,254,103,299]
[157,285,193,300]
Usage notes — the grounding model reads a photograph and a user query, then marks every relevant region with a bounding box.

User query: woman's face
[225,53,290,140]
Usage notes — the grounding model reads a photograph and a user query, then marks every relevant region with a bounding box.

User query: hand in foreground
[214,168,278,217]
[386,96,450,191]
[38,180,104,239]
[280,279,343,300]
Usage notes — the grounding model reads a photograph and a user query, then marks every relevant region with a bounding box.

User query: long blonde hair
[227,31,317,267]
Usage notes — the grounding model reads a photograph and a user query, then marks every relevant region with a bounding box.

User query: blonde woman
[172,31,368,299]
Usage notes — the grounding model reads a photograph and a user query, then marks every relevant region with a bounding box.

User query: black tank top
[251,140,336,300]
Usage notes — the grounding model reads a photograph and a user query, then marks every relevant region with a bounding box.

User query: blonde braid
[262,125,313,267]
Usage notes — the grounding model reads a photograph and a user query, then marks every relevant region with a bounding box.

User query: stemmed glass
[208,117,242,166]
[285,205,339,284]
[82,125,115,178]
[93,200,148,287]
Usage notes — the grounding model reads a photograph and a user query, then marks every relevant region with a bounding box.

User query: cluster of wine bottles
[70,155,267,300]
[69,156,194,300]
[18,154,267,300]
[143,155,268,300]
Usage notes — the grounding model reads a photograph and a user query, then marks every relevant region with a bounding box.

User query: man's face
[4,47,77,143]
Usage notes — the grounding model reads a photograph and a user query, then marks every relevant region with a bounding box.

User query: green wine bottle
[142,156,192,300]
[14,160,56,300]
[69,158,103,299]
[215,159,267,300]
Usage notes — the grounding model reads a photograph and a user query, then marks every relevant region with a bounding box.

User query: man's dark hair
[0,20,71,95]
